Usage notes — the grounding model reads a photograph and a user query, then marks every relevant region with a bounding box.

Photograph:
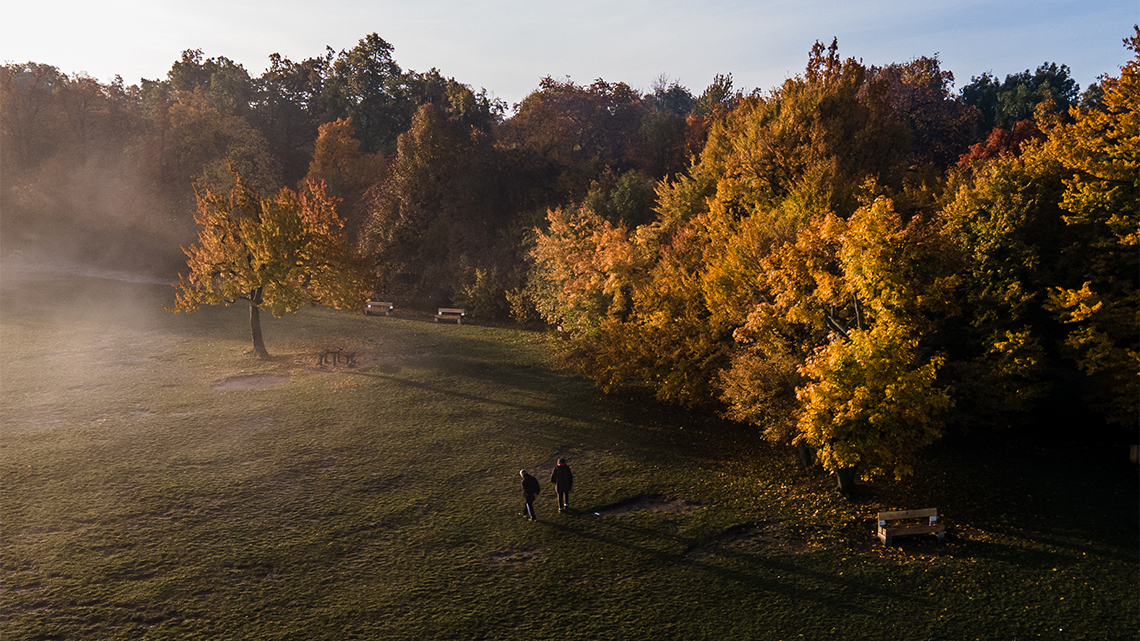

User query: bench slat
[880,523,945,536]
[879,507,938,520]
[435,308,466,324]
[366,301,394,316]
[877,506,946,544]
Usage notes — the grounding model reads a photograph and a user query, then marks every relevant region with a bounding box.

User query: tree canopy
[170,171,371,358]
[5,27,1135,492]
[525,32,1137,487]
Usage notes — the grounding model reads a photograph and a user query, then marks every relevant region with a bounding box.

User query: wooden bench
[877,508,945,545]
[435,307,466,324]
[365,301,394,316]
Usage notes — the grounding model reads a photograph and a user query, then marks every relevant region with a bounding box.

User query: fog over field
[1,147,195,279]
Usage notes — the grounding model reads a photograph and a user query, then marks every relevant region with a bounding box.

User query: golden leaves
[170,169,371,319]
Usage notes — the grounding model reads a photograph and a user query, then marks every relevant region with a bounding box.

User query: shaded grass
[1,269,1137,640]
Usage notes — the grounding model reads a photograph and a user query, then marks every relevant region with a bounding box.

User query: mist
[2,148,194,278]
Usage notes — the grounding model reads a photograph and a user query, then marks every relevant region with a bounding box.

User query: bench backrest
[878,507,938,522]
[438,308,466,315]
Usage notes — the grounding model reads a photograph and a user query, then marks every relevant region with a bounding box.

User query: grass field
[1,265,1137,640]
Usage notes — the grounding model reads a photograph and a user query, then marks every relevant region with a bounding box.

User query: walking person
[550,458,574,513]
[520,469,540,521]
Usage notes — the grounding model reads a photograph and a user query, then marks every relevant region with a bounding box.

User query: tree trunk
[249,297,270,360]
[835,466,858,496]
[795,441,815,469]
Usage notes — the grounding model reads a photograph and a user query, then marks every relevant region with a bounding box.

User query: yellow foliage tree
[728,199,957,488]
[1042,28,1139,425]
[169,170,372,358]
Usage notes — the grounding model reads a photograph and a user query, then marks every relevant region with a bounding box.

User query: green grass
[1,268,1137,640]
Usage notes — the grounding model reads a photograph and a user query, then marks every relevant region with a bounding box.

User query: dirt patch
[211,375,289,391]
[595,494,700,515]
[488,548,541,565]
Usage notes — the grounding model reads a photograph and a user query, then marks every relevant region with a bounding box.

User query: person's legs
[557,490,568,511]
[525,497,536,521]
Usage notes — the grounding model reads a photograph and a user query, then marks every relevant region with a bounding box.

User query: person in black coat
[520,469,540,521]
[550,458,574,513]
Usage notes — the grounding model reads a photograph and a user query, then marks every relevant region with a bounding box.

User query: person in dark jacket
[550,458,574,513]
[520,469,540,521]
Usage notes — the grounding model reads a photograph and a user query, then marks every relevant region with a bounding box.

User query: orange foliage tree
[303,117,388,236]
[169,170,371,358]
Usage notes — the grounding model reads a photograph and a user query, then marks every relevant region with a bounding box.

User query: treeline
[2,31,1135,484]
[527,35,1137,488]
[0,35,501,269]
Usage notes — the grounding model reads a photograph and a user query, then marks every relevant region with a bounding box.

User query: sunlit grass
[1,270,1136,639]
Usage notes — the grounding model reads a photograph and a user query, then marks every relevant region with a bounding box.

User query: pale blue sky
[3,0,1134,108]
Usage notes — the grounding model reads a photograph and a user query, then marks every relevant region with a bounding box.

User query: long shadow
[339,367,611,428]
[339,363,766,472]
[539,508,922,611]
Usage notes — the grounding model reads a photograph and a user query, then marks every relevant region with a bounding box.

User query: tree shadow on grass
[540,508,924,612]
[341,368,605,426]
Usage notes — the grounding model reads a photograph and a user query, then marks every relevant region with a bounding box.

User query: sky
[2,0,1135,108]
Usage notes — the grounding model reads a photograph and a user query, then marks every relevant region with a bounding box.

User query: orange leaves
[170,169,371,319]
[304,117,387,232]
[531,204,648,334]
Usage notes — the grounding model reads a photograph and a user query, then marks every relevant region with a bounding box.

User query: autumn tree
[303,117,388,235]
[365,103,506,302]
[529,202,649,336]
[871,56,979,170]
[1042,28,1139,427]
[170,170,371,358]
[529,39,924,411]
[780,201,956,487]
[498,77,649,204]
[955,119,1044,169]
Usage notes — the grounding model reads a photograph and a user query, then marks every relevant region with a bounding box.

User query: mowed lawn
[1,267,1137,640]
